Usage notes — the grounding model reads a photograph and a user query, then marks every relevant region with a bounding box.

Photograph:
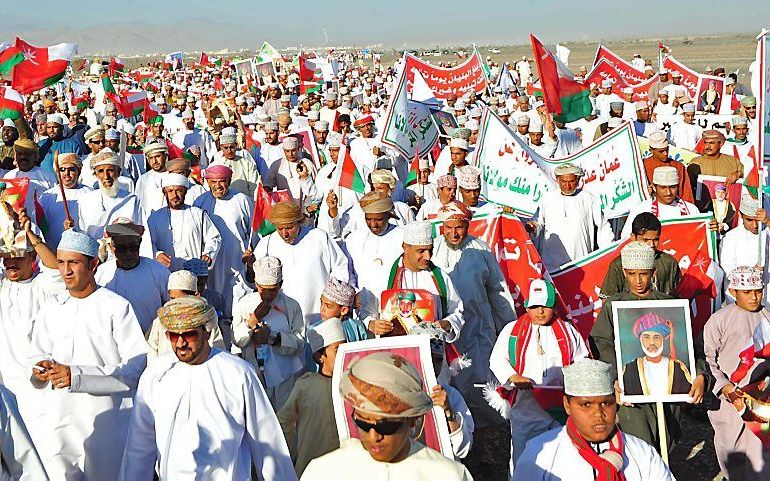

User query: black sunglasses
[351,413,404,435]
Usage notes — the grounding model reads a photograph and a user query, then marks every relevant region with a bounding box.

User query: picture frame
[331,336,453,457]
[612,299,696,404]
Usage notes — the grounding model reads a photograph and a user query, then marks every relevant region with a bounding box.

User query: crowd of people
[0,41,768,481]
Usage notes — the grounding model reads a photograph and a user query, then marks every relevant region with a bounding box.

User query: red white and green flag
[109,57,124,76]
[530,34,592,123]
[143,99,161,125]
[0,45,24,77]
[134,70,154,83]
[101,72,116,94]
[213,57,223,67]
[0,87,25,120]
[145,80,160,93]
[11,38,77,94]
[337,143,366,194]
[299,53,322,94]
[252,183,291,235]
[107,90,147,118]
[0,177,29,211]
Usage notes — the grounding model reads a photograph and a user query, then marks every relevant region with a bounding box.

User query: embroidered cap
[562,359,615,397]
[307,318,347,353]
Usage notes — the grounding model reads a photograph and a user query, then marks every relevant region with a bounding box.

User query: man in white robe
[349,115,381,174]
[95,221,170,333]
[147,173,221,272]
[361,221,464,341]
[30,229,148,481]
[334,169,413,238]
[302,351,472,481]
[595,80,622,120]
[264,136,321,213]
[77,150,151,255]
[194,164,253,319]
[0,382,50,480]
[208,127,259,199]
[258,121,287,178]
[38,152,92,248]
[134,140,170,215]
[232,257,305,410]
[667,103,702,150]
[171,109,212,167]
[252,201,349,327]
[622,166,699,238]
[432,201,517,428]
[119,296,297,481]
[316,133,364,240]
[513,359,674,481]
[528,163,613,272]
[341,192,405,320]
[417,174,457,221]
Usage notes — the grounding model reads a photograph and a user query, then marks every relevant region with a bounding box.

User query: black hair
[631,212,661,236]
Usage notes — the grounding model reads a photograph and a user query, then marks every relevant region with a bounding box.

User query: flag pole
[656,402,669,465]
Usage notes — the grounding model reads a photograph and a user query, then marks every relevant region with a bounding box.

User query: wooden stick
[53,151,73,224]
[656,401,669,465]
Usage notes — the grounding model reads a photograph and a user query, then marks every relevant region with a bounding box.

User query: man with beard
[342,191,405,327]
[38,152,92,248]
[119,296,296,481]
[252,201,349,327]
[334,169,412,238]
[257,121,285,178]
[194,164,253,321]
[528,163,613,272]
[432,201,517,431]
[77,149,146,247]
[30,229,147,480]
[95,220,170,333]
[147,173,221,272]
[688,130,743,197]
[135,141,170,214]
[622,313,693,396]
[209,128,259,198]
[0,117,32,171]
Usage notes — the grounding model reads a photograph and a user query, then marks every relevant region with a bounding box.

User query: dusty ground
[462,408,722,481]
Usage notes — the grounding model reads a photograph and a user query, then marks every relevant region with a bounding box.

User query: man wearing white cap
[490,279,588,475]
[147,173,221,272]
[119,296,296,481]
[667,103,702,150]
[622,165,699,238]
[620,87,638,121]
[704,266,770,479]
[652,90,677,117]
[513,359,674,480]
[642,131,695,204]
[135,141,170,214]
[595,79,622,120]
[661,71,688,102]
[527,121,559,158]
[95,220,169,333]
[719,193,770,301]
[209,127,260,199]
[233,256,305,409]
[145,269,226,360]
[361,221,464,342]
[302,352,472,480]
[278,318,347,476]
[77,149,147,248]
[529,163,612,272]
[432,132,473,179]
[171,108,212,168]
[37,113,88,173]
[257,121,285,178]
[591,241,705,449]
[30,229,148,480]
[513,115,530,142]
[723,116,755,176]
[265,136,320,210]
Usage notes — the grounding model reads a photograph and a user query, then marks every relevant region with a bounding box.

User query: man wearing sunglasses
[119,296,297,481]
[301,351,472,480]
[37,152,92,248]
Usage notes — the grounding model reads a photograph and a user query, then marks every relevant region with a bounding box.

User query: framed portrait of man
[612,299,696,403]
[379,288,437,337]
[429,109,459,138]
[331,336,453,457]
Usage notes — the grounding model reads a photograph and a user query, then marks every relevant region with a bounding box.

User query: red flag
[0,177,29,211]
[200,52,210,67]
[11,38,77,94]
[299,53,322,94]
[743,146,761,198]
[165,140,184,160]
[143,99,161,125]
[109,57,124,77]
[331,110,341,133]
[252,184,291,234]
[405,145,420,187]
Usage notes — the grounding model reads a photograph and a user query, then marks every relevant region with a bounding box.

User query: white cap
[648,131,669,149]
[516,115,530,126]
[529,122,543,133]
[563,359,614,397]
[161,173,189,189]
[728,266,764,290]
[652,166,678,186]
[168,270,198,292]
[457,165,481,189]
[307,318,347,353]
[601,79,613,88]
[403,221,434,246]
[740,192,760,216]
[254,256,282,285]
[449,138,469,150]
[621,241,655,269]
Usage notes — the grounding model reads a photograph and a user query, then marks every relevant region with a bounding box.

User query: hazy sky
[4,0,770,50]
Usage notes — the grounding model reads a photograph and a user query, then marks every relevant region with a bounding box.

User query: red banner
[551,215,718,341]
[662,56,700,100]
[404,52,488,99]
[592,45,647,86]
[586,59,659,102]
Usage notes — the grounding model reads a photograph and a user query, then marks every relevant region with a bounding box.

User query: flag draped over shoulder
[11,38,78,94]
[530,34,592,123]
